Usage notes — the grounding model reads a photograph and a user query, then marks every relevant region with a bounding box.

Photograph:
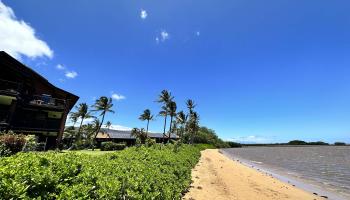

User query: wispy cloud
[56,64,78,80]
[140,9,147,19]
[65,71,78,79]
[229,135,272,144]
[196,31,200,36]
[0,1,53,59]
[56,64,65,70]
[111,92,126,100]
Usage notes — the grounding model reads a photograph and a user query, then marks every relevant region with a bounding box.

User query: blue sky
[1,0,350,143]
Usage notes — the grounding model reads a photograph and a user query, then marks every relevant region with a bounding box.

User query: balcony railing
[29,94,66,109]
[0,79,21,96]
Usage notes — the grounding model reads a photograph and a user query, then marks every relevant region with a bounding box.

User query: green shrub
[100,141,126,151]
[0,133,26,155]
[22,135,39,152]
[0,145,201,199]
[145,138,156,147]
[0,143,11,157]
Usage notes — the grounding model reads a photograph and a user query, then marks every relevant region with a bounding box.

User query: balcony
[0,79,21,96]
[28,94,66,110]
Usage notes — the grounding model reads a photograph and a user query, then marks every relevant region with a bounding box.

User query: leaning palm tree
[75,103,94,141]
[92,96,115,150]
[139,109,153,135]
[167,101,177,139]
[157,90,173,141]
[186,99,196,114]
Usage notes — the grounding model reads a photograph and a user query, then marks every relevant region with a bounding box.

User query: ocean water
[222,146,350,200]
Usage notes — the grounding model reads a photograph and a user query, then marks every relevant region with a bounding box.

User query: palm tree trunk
[163,114,167,143]
[93,113,105,151]
[146,120,149,137]
[168,115,173,141]
[77,118,84,141]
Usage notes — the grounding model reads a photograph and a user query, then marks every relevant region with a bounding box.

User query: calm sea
[222,146,350,200]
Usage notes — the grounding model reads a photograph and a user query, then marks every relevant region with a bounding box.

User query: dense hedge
[100,142,126,151]
[0,144,202,199]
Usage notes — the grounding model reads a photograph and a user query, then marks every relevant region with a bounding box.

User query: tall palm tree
[75,103,94,141]
[157,90,173,141]
[186,99,196,114]
[92,96,115,149]
[167,101,177,139]
[176,111,187,140]
[139,109,153,135]
[187,111,200,144]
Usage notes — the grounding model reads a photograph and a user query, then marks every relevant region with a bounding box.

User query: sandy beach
[183,149,324,200]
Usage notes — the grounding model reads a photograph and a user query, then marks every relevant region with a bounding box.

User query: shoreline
[183,149,326,200]
[220,149,347,200]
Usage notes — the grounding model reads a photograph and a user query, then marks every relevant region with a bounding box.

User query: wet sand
[183,149,325,200]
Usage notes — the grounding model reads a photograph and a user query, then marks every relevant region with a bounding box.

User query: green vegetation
[287,140,309,145]
[334,142,347,146]
[288,140,329,145]
[0,144,203,199]
[100,141,126,151]
[62,149,115,155]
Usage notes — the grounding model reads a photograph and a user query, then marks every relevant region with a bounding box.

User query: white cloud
[156,30,170,43]
[65,71,78,79]
[56,64,65,70]
[102,124,132,131]
[0,1,53,59]
[140,9,147,19]
[196,31,200,36]
[160,31,169,41]
[229,135,271,144]
[111,92,126,101]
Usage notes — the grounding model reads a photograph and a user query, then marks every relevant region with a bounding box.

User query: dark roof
[0,51,79,110]
[100,128,178,139]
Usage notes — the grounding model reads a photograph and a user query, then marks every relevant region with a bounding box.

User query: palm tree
[139,109,153,135]
[186,99,196,114]
[106,121,112,132]
[69,112,79,127]
[157,90,173,141]
[167,101,177,139]
[92,96,115,149]
[176,111,187,140]
[187,111,200,144]
[75,103,94,141]
[131,128,147,144]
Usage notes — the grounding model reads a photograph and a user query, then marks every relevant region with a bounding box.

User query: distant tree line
[243,140,348,146]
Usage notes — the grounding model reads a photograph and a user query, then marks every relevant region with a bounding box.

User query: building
[0,51,79,148]
[95,129,178,146]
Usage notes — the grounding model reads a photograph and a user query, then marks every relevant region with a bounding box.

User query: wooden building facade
[0,51,79,148]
